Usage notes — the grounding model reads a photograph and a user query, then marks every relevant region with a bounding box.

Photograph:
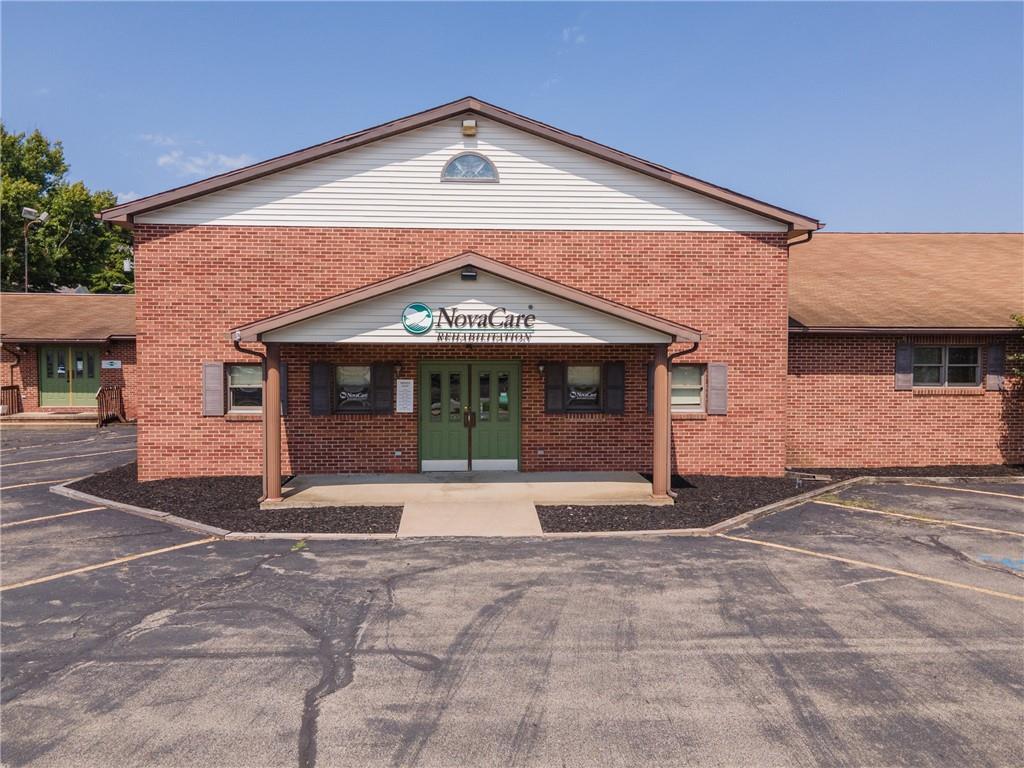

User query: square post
[264,342,283,502]
[652,343,670,499]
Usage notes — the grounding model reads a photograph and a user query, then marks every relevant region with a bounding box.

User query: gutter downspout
[3,343,24,386]
[664,341,700,499]
[233,335,270,501]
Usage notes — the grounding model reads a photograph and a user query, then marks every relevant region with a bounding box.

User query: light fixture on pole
[20,207,49,293]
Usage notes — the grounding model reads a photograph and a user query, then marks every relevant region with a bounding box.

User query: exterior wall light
[461,119,477,137]
[460,267,477,281]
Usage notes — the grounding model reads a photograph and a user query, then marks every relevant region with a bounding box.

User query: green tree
[1009,314,1024,380]
[1,124,132,292]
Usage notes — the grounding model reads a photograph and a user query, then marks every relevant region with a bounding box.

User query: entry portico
[230,252,701,503]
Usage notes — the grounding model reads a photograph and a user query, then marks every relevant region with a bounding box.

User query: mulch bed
[795,465,1023,480]
[537,475,829,533]
[68,463,401,534]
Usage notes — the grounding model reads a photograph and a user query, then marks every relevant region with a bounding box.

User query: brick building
[94,98,1021,499]
[1,293,137,420]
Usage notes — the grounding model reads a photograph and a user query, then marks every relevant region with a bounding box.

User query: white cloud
[561,26,586,45]
[156,149,256,177]
[139,133,178,147]
[540,76,562,91]
[116,191,140,203]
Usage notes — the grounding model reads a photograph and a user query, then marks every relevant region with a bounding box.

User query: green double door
[419,361,520,471]
[39,345,101,407]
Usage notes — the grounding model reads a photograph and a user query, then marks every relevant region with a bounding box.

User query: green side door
[419,361,520,471]
[39,345,101,407]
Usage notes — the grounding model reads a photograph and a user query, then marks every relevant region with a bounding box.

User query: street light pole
[20,208,48,293]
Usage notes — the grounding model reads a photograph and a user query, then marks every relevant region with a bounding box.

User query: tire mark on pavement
[390,585,531,768]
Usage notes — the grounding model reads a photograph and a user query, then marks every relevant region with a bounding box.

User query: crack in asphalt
[903,535,1024,580]
[0,550,286,705]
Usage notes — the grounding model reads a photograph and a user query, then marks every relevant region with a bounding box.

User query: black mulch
[537,474,828,533]
[69,463,401,534]
[796,464,1023,480]
[537,463,1022,533]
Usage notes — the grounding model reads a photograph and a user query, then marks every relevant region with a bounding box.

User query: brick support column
[264,342,283,502]
[652,343,670,499]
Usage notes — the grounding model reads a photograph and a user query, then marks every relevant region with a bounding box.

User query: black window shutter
[279,362,288,416]
[985,345,1005,391]
[707,363,728,415]
[202,362,225,416]
[895,343,913,390]
[371,363,394,413]
[310,362,332,416]
[544,363,565,413]
[603,362,625,414]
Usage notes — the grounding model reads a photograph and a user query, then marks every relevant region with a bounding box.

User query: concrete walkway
[264,471,668,509]
[398,500,542,537]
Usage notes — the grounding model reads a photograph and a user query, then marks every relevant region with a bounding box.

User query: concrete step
[398,500,542,537]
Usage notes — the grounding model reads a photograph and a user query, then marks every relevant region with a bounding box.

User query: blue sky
[3,2,1022,231]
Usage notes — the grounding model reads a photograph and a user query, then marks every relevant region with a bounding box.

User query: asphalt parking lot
[2,426,1022,768]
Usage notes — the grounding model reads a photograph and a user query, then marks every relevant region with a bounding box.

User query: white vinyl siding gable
[135,117,786,232]
[261,271,672,344]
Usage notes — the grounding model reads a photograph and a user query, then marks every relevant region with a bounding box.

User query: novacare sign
[401,303,537,343]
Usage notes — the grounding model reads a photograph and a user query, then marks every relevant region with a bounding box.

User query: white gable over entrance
[136,117,785,232]
[262,270,673,344]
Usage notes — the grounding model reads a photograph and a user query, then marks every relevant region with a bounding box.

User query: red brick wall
[787,334,1023,468]
[133,225,790,479]
[1,340,138,419]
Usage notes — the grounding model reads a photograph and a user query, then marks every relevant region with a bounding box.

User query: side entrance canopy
[233,252,698,503]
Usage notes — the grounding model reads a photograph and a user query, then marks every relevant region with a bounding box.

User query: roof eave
[788,325,1020,335]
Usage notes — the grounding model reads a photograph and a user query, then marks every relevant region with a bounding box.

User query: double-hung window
[335,365,372,412]
[671,364,706,412]
[912,346,980,387]
[227,364,263,412]
[566,365,602,412]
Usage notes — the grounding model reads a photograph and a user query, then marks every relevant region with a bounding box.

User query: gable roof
[789,233,1024,332]
[231,251,701,343]
[1,293,136,343]
[100,97,820,234]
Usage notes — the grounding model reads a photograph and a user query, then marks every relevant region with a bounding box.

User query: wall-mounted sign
[101,359,122,369]
[401,303,537,343]
[395,378,414,413]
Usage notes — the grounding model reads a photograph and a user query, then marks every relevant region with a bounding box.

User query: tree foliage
[1009,314,1024,380]
[1,124,132,292]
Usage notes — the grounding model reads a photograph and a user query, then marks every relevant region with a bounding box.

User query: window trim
[226,362,264,414]
[671,363,707,413]
[912,345,982,388]
[440,151,500,183]
[565,364,603,413]
[333,364,373,414]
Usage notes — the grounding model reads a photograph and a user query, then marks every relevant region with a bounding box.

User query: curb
[224,531,398,541]
[46,473,1023,542]
[541,475,868,539]
[50,482,231,537]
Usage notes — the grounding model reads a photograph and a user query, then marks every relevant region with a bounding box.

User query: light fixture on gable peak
[461,119,477,137]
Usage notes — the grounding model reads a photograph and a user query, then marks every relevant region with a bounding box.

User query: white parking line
[1,447,136,468]
[816,500,1024,538]
[1,478,78,491]
[719,534,1024,603]
[0,537,218,592]
[902,483,1024,501]
[1,507,107,528]
[0,434,136,453]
